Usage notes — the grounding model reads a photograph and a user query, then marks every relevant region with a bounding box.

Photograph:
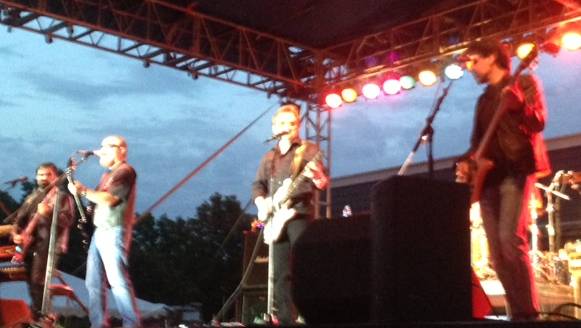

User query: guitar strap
[291,141,310,179]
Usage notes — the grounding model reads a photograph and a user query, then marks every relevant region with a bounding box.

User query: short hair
[36,162,58,175]
[273,103,300,123]
[465,40,512,71]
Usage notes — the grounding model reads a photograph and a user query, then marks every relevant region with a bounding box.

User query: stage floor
[480,279,577,320]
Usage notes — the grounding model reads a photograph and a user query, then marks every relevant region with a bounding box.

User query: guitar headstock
[515,44,540,75]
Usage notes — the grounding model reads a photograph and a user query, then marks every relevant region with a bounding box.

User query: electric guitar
[259,152,322,244]
[470,45,540,204]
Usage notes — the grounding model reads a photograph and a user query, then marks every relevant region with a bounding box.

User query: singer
[10,162,75,323]
[252,103,328,324]
[459,40,551,320]
[68,135,141,327]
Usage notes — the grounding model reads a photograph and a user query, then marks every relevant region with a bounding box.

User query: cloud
[0,48,19,60]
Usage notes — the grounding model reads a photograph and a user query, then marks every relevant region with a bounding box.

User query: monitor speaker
[370,175,472,322]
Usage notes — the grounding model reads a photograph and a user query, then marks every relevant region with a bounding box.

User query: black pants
[272,218,309,325]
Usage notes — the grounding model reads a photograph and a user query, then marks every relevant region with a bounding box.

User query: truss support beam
[0,0,322,101]
[322,0,581,86]
[1,0,578,102]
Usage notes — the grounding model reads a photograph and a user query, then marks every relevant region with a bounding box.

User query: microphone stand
[398,78,455,177]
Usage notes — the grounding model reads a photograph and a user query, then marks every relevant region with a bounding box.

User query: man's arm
[504,74,547,134]
[252,154,271,221]
[68,165,135,207]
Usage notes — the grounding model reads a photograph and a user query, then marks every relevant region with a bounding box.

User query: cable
[213,228,266,322]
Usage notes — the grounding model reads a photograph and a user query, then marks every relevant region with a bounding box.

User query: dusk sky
[1,28,580,218]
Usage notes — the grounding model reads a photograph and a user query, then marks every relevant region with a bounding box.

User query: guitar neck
[474,49,537,160]
[280,175,308,205]
[279,152,321,205]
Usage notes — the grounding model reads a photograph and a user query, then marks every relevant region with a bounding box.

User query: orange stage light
[341,88,358,103]
[562,31,581,51]
[418,69,438,86]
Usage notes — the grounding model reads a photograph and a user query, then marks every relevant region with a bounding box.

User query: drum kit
[471,170,581,285]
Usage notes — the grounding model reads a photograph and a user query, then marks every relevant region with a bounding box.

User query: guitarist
[460,40,551,320]
[10,162,75,323]
[68,135,141,328]
[252,104,328,325]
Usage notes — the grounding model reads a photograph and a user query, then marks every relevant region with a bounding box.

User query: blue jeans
[86,226,141,328]
[480,174,539,319]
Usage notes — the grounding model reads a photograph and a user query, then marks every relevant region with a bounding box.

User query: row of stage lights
[324,28,581,109]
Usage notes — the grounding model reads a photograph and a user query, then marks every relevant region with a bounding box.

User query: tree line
[1,186,253,321]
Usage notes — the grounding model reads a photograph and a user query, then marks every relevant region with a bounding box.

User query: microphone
[263,131,289,143]
[77,150,95,159]
[3,176,28,187]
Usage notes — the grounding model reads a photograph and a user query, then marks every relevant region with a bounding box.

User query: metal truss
[322,0,581,86]
[0,0,579,99]
[0,0,322,101]
[303,102,332,219]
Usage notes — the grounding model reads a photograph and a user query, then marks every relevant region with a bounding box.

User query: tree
[0,190,19,224]
[129,193,253,321]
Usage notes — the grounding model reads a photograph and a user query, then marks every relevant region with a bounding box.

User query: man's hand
[12,233,23,245]
[255,196,272,222]
[11,232,30,246]
[67,181,86,196]
[304,161,328,189]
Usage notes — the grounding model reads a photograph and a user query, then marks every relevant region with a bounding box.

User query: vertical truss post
[303,55,332,219]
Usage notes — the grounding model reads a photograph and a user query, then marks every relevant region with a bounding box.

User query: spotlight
[561,31,581,51]
[443,63,464,80]
[516,42,535,59]
[361,82,381,99]
[325,92,343,108]
[418,69,438,86]
[382,78,401,95]
[341,87,358,103]
[399,75,416,90]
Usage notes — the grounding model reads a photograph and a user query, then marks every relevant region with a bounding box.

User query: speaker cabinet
[291,217,371,324]
[236,231,269,324]
[371,176,472,322]
[241,231,268,289]
[240,287,267,325]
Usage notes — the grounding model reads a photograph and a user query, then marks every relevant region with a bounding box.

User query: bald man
[69,135,141,327]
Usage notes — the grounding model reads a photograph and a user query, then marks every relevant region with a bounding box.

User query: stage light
[516,42,535,59]
[443,63,464,80]
[341,87,358,103]
[361,82,381,99]
[382,78,401,95]
[399,75,416,90]
[325,92,343,108]
[418,69,438,86]
[562,31,581,51]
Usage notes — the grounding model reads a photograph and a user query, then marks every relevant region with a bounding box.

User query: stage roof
[189,0,467,48]
[0,0,579,101]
